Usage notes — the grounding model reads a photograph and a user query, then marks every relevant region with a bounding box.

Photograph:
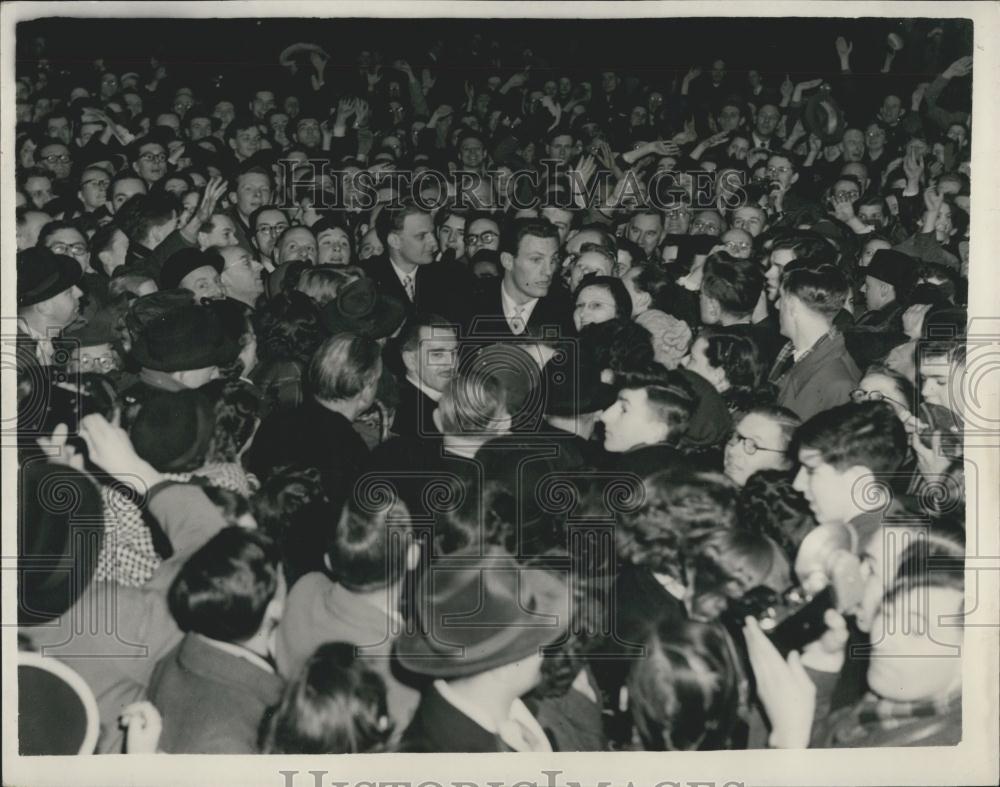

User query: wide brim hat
[130,388,215,472]
[804,91,847,145]
[320,277,406,340]
[18,461,103,626]
[130,303,239,372]
[866,249,919,293]
[61,302,122,347]
[394,547,569,677]
[17,249,83,308]
[18,652,100,755]
[124,289,196,341]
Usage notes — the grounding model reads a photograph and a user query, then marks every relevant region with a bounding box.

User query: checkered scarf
[95,484,160,587]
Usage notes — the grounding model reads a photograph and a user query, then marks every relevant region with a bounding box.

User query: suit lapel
[370,256,409,304]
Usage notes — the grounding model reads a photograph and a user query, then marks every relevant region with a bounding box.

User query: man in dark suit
[392,313,459,442]
[362,200,474,325]
[466,218,574,341]
[245,333,380,504]
[146,528,286,754]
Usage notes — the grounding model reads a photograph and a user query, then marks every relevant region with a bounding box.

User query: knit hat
[130,303,238,372]
[18,462,103,626]
[130,388,215,472]
[394,547,568,677]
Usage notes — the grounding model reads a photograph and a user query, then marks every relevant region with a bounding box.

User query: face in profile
[723,412,790,487]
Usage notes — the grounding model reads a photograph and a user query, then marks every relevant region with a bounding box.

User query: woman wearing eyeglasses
[723,405,801,487]
[849,364,916,422]
[853,362,962,509]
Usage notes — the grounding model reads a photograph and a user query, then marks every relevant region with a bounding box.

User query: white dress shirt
[391,258,418,301]
[500,278,538,335]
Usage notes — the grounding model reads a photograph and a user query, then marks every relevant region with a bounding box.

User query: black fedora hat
[321,277,406,339]
[130,388,216,472]
[804,91,847,145]
[130,303,238,372]
[394,547,568,677]
[159,247,224,291]
[18,461,103,626]
[17,248,83,308]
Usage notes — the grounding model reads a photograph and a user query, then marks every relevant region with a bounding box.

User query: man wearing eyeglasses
[131,139,169,186]
[463,213,501,262]
[765,151,812,216]
[718,228,753,260]
[77,166,111,216]
[40,222,93,274]
[37,140,73,183]
[690,210,724,237]
[249,206,289,272]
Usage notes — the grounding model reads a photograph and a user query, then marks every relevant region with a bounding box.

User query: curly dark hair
[616,468,740,584]
[578,318,655,377]
[254,290,325,366]
[698,327,767,413]
[737,468,816,565]
[251,464,334,584]
[199,378,263,463]
[631,263,699,327]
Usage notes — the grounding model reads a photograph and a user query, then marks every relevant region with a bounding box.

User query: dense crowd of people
[15,20,972,755]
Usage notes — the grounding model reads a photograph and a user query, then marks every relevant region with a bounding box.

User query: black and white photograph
[3,2,998,786]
